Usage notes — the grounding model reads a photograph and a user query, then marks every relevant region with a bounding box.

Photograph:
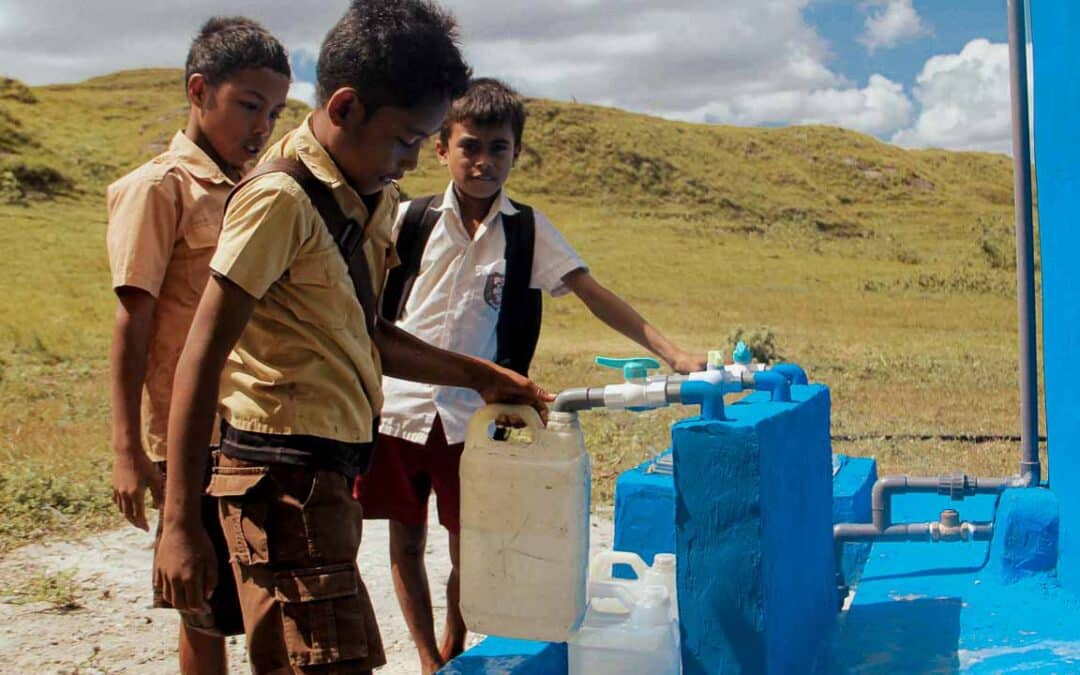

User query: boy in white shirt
[358,78,705,673]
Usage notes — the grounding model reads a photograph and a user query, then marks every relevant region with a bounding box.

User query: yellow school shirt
[210,114,398,443]
[106,131,232,461]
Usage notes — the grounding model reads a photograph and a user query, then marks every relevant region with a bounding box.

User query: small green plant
[0,570,82,610]
[726,326,781,364]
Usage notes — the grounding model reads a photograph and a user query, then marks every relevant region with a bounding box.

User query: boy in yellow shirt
[153,3,549,673]
[106,16,290,674]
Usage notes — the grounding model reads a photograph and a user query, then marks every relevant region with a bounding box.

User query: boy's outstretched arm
[110,287,164,531]
[563,269,707,374]
[375,319,553,418]
[155,274,256,613]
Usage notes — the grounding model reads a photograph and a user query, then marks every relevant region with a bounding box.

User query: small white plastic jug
[590,550,679,621]
[459,406,591,642]
[569,581,680,675]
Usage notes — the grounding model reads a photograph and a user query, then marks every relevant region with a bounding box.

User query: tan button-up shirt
[211,114,397,443]
[106,131,232,461]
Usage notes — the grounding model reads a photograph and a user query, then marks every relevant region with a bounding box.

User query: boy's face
[189,67,291,174]
[327,93,449,196]
[436,120,518,203]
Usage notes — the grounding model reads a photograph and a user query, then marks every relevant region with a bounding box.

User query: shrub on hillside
[1,160,73,204]
[726,326,781,364]
[0,78,37,104]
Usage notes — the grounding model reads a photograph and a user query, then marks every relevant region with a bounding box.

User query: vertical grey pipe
[1008,0,1040,487]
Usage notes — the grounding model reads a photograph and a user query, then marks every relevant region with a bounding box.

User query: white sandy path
[0,503,613,674]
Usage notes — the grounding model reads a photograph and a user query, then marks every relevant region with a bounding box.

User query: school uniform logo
[484,272,505,310]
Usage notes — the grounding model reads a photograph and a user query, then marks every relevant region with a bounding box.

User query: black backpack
[380,194,543,378]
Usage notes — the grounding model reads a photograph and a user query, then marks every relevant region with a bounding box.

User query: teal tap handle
[595,356,662,380]
[733,341,753,365]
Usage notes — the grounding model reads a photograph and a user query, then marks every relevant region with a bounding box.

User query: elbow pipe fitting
[770,363,809,386]
[552,387,607,413]
[752,371,792,403]
[870,473,1014,530]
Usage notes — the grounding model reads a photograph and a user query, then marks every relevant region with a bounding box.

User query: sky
[0,0,1019,154]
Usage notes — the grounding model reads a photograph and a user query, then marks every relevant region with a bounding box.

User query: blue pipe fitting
[753,371,792,402]
[679,380,726,420]
[771,363,809,386]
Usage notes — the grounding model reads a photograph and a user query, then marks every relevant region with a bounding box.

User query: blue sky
[0,0,1018,153]
[808,0,1006,88]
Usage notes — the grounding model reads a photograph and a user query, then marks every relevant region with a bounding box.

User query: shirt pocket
[182,217,220,295]
[471,258,506,314]
[286,247,352,331]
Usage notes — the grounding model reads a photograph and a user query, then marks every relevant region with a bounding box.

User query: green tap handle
[595,356,661,380]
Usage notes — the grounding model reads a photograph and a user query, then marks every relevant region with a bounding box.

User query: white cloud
[891,39,1012,154]
[287,80,316,108]
[0,0,916,141]
[859,0,928,52]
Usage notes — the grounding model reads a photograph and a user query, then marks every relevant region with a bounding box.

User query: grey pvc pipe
[870,474,1012,529]
[552,387,607,412]
[1008,0,1041,487]
[834,522,994,543]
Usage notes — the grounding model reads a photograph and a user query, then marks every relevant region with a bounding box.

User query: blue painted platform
[829,489,1079,673]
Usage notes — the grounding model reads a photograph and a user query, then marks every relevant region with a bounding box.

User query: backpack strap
[381,194,443,321]
[225,158,379,335]
[496,200,542,378]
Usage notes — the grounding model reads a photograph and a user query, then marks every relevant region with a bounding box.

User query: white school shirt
[379,182,587,445]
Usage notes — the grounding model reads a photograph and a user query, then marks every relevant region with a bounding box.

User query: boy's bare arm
[110,287,163,531]
[563,269,706,374]
[375,318,553,416]
[156,274,256,613]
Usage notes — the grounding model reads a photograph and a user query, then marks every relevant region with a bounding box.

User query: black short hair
[184,17,291,86]
[440,78,527,148]
[316,0,472,110]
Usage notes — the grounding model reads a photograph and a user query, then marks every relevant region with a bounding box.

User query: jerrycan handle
[588,580,639,615]
[467,404,544,443]
[589,550,649,583]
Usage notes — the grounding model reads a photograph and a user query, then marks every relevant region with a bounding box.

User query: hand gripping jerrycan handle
[590,550,649,584]
[466,403,545,442]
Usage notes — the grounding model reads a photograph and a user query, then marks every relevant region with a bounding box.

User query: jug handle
[590,550,649,583]
[467,404,544,442]
[588,580,639,613]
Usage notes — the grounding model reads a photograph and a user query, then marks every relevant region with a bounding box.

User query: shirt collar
[169,131,233,185]
[439,181,519,225]
[291,113,395,234]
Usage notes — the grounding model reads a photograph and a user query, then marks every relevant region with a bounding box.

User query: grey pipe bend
[552,387,608,412]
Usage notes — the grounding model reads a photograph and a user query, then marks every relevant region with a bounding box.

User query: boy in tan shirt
[106,16,290,674]
[154,2,550,673]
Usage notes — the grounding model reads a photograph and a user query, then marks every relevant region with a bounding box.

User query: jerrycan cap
[595,356,661,381]
[652,553,676,573]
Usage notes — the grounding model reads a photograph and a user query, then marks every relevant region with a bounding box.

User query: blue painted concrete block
[832,454,877,585]
[989,488,1059,584]
[1030,1,1080,595]
[613,451,676,574]
[674,385,834,675]
[438,637,567,675]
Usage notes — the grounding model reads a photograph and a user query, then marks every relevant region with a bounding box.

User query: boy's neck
[184,120,241,183]
[453,184,500,237]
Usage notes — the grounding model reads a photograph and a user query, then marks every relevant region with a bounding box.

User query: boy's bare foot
[438,631,466,664]
[421,656,446,675]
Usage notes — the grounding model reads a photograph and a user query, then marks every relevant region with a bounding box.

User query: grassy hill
[0,69,1031,551]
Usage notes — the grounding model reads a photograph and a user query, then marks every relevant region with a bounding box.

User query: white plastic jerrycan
[590,550,679,621]
[569,581,680,675]
[459,406,591,643]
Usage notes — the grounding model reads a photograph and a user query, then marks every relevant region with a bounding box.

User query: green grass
[0,569,83,610]
[0,69,1037,552]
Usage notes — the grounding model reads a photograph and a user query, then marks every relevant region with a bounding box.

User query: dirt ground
[0,504,613,674]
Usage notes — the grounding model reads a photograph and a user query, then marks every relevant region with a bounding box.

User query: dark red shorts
[355,417,465,534]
